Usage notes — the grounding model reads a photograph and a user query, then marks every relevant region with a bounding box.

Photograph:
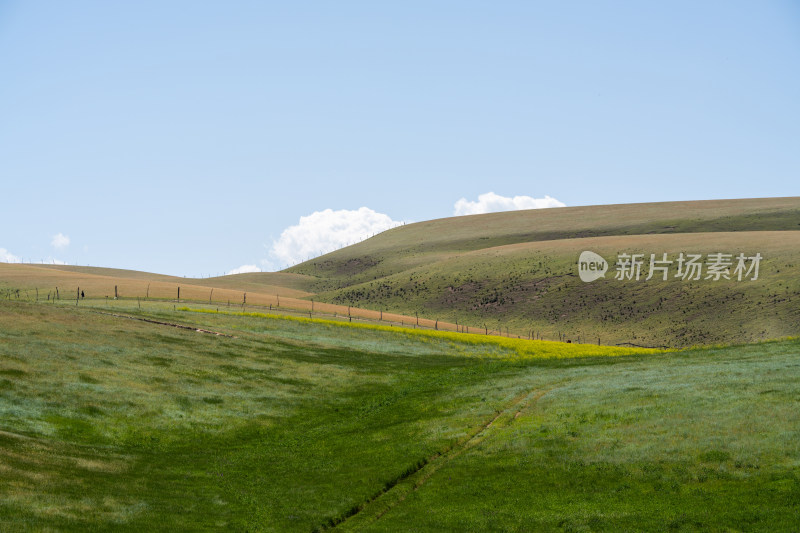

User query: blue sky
[1,1,798,276]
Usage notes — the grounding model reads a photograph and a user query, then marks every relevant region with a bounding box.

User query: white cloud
[0,248,21,263]
[51,233,70,250]
[0,250,66,265]
[453,192,566,216]
[264,207,401,270]
[227,264,261,275]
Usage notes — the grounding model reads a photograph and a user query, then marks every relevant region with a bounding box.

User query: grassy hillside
[31,264,317,297]
[3,198,799,348]
[286,198,800,347]
[313,231,800,347]
[0,263,521,338]
[1,299,799,531]
[5,197,798,347]
[0,263,319,308]
[288,197,800,289]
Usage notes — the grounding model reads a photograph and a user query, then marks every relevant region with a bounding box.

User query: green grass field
[1,298,798,531]
[2,198,799,530]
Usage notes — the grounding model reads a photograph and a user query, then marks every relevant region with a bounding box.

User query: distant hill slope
[2,264,316,301]
[286,197,800,347]
[287,197,800,291]
[4,197,798,347]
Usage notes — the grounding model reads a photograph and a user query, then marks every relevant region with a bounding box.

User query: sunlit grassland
[0,299,583,531]
[356,341,800,531]
[1,299,799,531]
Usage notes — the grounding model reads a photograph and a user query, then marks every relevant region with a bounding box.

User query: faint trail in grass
[91,311,237,338]
[0,429,36,441]
[319,383,561,532]
[615,342,670,349]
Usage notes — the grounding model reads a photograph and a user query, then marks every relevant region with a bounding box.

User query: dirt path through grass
[325,382,562,532]
[92,310,237,337]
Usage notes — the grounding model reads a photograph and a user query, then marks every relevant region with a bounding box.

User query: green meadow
[1,298,798,531]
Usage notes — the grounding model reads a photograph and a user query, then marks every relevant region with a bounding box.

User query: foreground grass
[352,341,800,531]
[1,300,799,531]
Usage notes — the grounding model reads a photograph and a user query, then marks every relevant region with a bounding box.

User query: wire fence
[0,283,589,343]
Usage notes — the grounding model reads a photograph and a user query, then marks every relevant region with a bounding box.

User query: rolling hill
[284,197,800,347]
[2,197,798,347]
